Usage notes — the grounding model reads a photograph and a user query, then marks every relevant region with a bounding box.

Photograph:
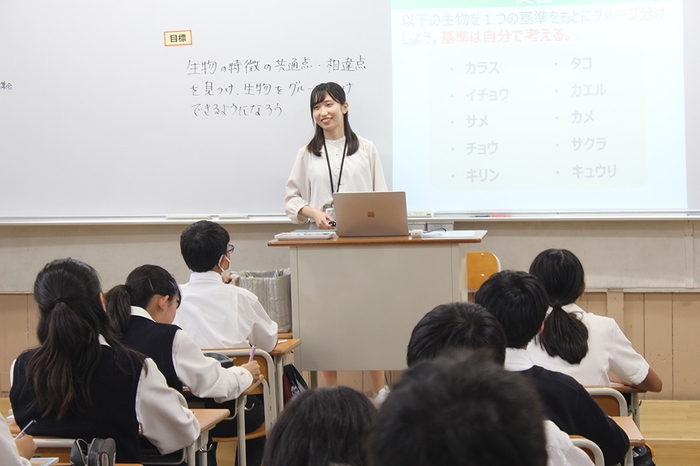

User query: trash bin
[232,269,292,332]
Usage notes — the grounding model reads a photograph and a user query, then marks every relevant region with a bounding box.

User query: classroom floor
[639,400,700,466]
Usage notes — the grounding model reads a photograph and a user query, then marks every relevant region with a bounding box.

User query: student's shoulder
[527,365,589,394]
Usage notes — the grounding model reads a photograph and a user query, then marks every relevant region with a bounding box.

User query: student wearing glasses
[172,220,278,466]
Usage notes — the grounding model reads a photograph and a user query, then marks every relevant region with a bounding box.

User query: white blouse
[285,136,388,223]
[527,303,650,386]
[131,307,254,403]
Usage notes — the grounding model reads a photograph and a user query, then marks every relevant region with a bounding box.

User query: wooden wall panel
[624,293,646,355]
[672,293,700,399]
[0,294,30,394]
[645,293,674,399]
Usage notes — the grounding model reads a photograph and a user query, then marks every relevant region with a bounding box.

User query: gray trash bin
[232,268,292,332]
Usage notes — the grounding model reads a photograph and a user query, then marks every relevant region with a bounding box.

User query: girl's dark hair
[528,249,589,364]
[263,386,376,466]
[28,258,141,419]
[105,264,180,336]
[306,82,359,157]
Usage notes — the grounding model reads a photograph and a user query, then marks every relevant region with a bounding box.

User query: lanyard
[323,137,348,195]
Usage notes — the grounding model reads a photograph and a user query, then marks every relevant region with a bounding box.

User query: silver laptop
[333,191,409,237]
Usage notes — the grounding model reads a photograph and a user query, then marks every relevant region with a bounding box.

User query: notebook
[332,191,409,237]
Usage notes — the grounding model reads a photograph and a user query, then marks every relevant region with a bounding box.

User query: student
[1,414,35,466]
[262,386,376,466]
[370,350,548,466]
[284,81,387,395]
[173,220,278,351]
[173,220,277,465]
[404,302,594,466]
[474,270,630,466]
[527,248,663,391]
[105,264,261,397]
[10,258,199,464]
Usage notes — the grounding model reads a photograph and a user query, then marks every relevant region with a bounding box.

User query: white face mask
[218,254,231,277]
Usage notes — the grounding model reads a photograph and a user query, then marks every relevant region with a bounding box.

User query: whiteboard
[1,0,699,222]
[0,0,392,221]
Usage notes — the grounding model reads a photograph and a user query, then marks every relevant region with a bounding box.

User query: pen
[16,419,36,439]
[248,345,257,362]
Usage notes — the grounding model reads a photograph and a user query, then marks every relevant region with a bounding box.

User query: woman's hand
[300,206,335,229]
[242,361,262,383]
[15,434,37,460]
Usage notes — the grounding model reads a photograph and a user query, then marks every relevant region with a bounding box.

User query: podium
[269,232,487,371]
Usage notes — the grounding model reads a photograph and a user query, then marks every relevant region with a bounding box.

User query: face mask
[218,254,231,278]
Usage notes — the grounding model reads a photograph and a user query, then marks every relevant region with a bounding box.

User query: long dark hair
[105,264,180,336]
[529,249,589,364]
[306,82,359,157]
[27,258,141,419]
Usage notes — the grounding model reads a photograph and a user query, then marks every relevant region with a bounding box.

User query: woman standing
[285,82,388,396]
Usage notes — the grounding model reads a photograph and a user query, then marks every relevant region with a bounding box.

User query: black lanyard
[324,137,348,195]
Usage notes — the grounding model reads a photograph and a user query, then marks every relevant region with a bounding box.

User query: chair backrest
[466,251,501,291]
[586,387,628,417]
[570,436,605,466]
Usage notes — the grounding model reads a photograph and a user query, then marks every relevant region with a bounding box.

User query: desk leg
[630,392,640,428]
[275,354,286,414]
[237,395,247,466]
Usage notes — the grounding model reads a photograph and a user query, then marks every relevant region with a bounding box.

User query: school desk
[612,415,645,466]
[269,233,486,371]
[11,408,229,466]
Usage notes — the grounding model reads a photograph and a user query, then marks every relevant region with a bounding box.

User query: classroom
[1,0,699,465]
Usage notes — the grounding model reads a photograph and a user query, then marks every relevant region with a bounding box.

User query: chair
[462,251,501,300]
[570,436,605,466]
[205,348,277,466]
[586,387,628,417]
[466,251,501,290]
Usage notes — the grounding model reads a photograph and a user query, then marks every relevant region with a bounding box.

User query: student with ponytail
[527,249,662,392]
[10,258,199,464]
[105,264,260,397]
[105,264,264,466]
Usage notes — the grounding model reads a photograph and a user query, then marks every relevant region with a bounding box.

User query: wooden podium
[269,232,487,371]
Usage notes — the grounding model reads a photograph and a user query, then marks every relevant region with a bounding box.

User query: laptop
[332,191,409,237]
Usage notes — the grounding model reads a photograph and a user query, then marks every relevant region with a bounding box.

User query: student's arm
[0,415,32,466]
[171,329,257,402]
[136,358,200,454]
[608,321,663,392]
[630,367,663,392]
[238,291,278,352]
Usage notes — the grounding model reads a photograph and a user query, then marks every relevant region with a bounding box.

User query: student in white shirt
[106,264,261,399]
[1,414,34,466]
[10,258,199,464]
[284,81,388,395]
[174,220,278,351]
[527,249,663,391]
[173,220,278,466]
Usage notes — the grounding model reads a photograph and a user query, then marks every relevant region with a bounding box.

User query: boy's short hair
[473,269,549,349]
[406,302,506,366]
[370,350,547,466]
[179,220,230,272]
